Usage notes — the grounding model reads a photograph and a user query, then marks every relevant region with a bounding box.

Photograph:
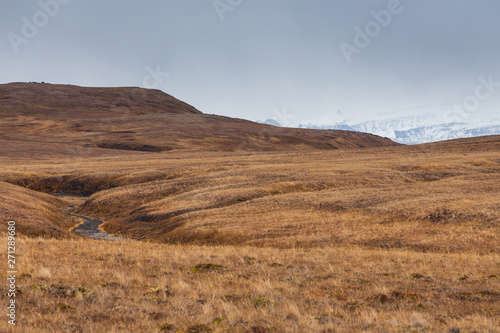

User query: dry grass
[0,140,498,331]
[0,87,499,332]
[0,182,75,238]
[0,236,498,332]
[2,140,498,253]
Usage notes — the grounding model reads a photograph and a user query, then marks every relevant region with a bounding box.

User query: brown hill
[0,82,398,158]
[0,82,202,116]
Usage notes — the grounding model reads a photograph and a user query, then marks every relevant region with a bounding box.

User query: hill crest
[0,82,399,157]
[0,82,202,117]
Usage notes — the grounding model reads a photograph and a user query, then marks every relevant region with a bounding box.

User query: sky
[1,0,500,126]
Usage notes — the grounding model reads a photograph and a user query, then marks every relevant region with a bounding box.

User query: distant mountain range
[262,107,500,145]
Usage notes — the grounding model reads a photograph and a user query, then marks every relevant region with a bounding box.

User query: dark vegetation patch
[191,263,227,273]
[362,238,438,253]
[405,171,461,182]
[420,209,495,224]
[6,172,177,196]
[159,228,248,246]
[10,175,117,196]
[477,168,500,174]
[97,142,164,152]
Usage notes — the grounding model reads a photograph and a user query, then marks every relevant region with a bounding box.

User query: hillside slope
[0,181,74,238]
[0,82,398,158]
[0,82,202,116]
[1,136,499,252]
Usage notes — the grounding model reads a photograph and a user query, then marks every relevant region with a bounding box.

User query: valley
[0,83,498,332]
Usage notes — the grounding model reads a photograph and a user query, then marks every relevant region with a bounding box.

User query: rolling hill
[0,82,398,159]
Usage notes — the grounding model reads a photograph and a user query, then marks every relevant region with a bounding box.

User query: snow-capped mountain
[392,123,500,144]
[262,106,500,144]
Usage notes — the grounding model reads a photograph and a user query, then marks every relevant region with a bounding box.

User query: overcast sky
[1,0,500,125]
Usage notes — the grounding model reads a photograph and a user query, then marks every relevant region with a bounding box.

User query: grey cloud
[1,0,499,123]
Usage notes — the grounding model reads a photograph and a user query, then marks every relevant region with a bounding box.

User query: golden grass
[0,236,498,332]
[0,136,499,331]
[0,182,75,238]
[3,142,498,252]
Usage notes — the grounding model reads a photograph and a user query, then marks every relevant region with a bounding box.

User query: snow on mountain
[393,122,500,144]
[290,106,500,144]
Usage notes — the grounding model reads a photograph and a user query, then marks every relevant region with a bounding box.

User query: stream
[55,194,127,241]
[71,214,125,241]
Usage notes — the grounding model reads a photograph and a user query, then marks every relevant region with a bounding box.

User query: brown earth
[0,82,398,159]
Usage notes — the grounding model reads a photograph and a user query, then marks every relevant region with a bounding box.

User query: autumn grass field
[1,134,500,332]
[0,235,498,333]
[1,136,499,251]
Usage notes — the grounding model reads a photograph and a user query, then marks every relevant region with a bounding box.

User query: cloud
[1,0,499,123]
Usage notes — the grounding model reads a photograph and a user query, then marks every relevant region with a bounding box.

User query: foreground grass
[1,236,499,332]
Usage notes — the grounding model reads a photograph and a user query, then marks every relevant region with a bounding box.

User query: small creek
[55,194,127,241]
[71,214,125,241]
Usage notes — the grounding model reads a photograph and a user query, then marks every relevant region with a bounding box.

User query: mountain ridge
[262,106,500,144]
[0,82,399,158]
